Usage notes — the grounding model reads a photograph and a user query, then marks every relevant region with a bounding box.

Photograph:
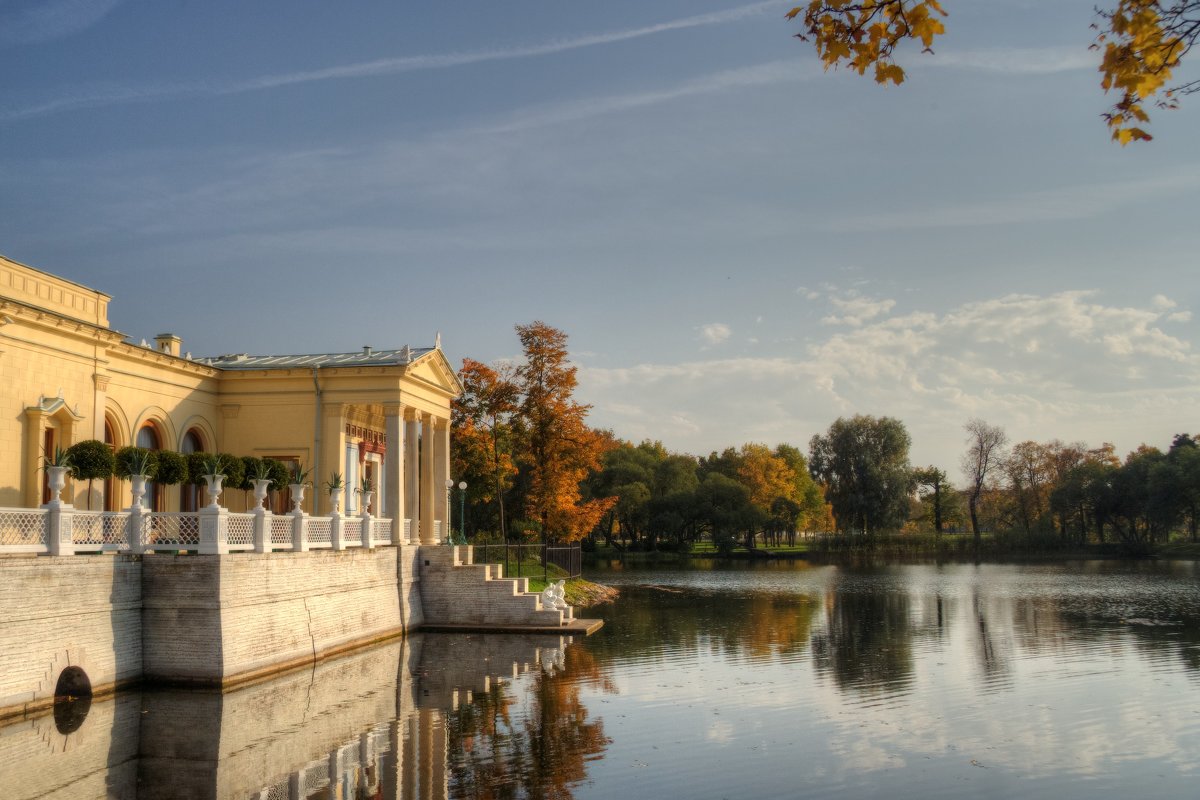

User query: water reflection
[5,560,1200,799]
[2,632,586,800]
[811,586,914,695]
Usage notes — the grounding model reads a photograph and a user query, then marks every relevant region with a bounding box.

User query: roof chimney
[362,345,373,357]
[154,333,182,357]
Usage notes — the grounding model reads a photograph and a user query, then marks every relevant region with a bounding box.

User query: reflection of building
[0,633,578,800]
[0,253,459,526]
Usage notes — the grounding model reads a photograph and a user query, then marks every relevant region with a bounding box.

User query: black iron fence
[472,541,583,581]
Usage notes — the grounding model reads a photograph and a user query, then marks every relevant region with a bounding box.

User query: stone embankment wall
[0,543,568,722]
[0,545,424,720]
[419,546,566,628]
[0,556,143,718]
[143,546,423,684]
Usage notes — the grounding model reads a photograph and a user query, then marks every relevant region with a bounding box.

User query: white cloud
[821,294,897,327]
[929,46,1095,75]
[699,323,732,345]
[1152,294,1177,310]
[2,0,791,122]
[579,290,1200,471]
[477,60,807,135]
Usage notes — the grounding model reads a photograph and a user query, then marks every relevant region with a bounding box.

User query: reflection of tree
[445,646,611,800]
[971,590,1011,687]
[524,646,611,800]
[1005,563,1200,677]
[584,581,820,672]
[811,587,914,694]
[447,681,519,799]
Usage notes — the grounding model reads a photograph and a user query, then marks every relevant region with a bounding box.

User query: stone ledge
[420,618,603,636]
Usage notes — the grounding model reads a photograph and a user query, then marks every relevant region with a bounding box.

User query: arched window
[180,429,204,512]
[104,417,119,512]
[137,423,162,511]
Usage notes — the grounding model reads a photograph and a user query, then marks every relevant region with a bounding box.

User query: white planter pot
[130,474,148,510]
[359,490,374,518]
[202,473,226,508]
[252,479,271,510]
[46,465,69,504]
[329,489,342,514]
[289,483,307,513]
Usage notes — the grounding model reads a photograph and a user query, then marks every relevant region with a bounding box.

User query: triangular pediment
[406,348,463,397]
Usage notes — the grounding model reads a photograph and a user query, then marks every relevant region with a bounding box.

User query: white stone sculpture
[540,579,568,611]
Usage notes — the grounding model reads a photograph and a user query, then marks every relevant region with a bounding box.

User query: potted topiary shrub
[66,439,113,510]
[358,475,374,517]
[41,445,74,505]
[115,446,158,509]
[198,454,227,507]
[288,463,312,513]
[325,471,345,514]
[245,457,274,510]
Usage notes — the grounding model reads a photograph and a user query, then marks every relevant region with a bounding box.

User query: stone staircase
[417,545,574,629]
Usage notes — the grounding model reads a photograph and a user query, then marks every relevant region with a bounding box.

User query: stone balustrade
[0,503,429,556]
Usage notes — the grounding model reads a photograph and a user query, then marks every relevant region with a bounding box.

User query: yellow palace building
[0,252,462,542]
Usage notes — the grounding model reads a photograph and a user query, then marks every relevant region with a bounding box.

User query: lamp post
[445,478,453,545]
[458,481,468,543]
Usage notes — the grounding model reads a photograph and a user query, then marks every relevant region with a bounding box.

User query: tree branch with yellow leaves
[787,0,1200,143]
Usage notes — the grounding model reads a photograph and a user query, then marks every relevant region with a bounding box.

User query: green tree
[962,418,1007,547]
[694,472,758,554]
[66,439,114,510]
[808,415,914,534]
[1167,433,1200,541]
[912,465,949,534]
[155,450,189,487]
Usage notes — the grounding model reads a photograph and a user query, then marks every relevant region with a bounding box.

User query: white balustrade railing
[0,503,414,557]
[307,517,332,547]
[270,514,295,549]
[343,518,362,545]
[73,511,131,550]
[145,512,202,550]
[0,508,48,552]
[226,513,255,550]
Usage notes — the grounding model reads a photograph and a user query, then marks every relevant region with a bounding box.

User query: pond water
[4,559,1199,799]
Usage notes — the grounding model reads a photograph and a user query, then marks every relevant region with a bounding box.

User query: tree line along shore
[453,323,1200,560]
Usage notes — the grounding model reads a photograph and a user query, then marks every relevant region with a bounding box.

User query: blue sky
[2,0,1198,478]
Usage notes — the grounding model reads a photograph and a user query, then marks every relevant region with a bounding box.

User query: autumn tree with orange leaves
[514,322,616,543]
[788,1,1200,143]
[452,358,520,539]
[454,322,616,543]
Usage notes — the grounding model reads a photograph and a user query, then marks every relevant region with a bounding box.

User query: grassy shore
[486,551,619,608]
[586,534,1200,562]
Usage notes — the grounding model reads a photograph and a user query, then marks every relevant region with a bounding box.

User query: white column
[383,404,404,526]
[433,417,450,543]
[420,413,436,544]
[405,409,419,544]
[318,404,347,516]
[92,373,109,510]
